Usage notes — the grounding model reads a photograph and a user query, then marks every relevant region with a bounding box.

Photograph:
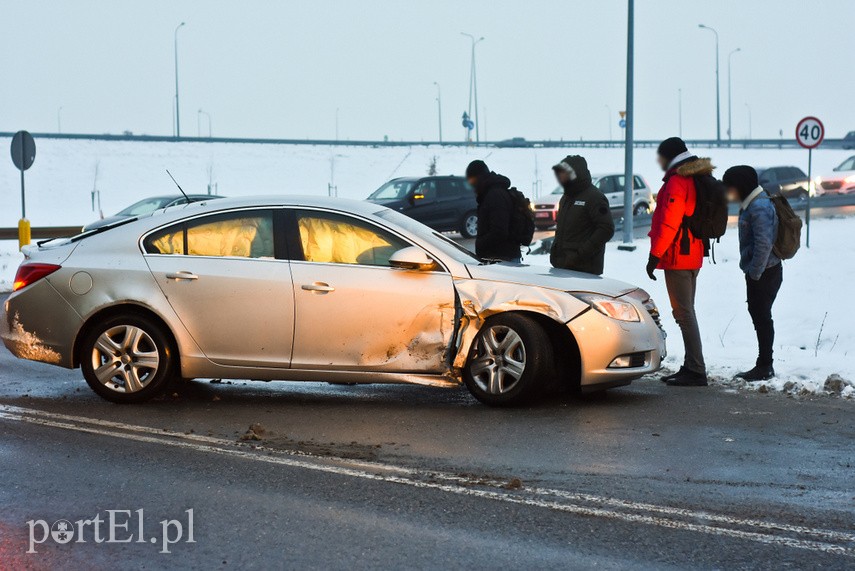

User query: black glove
[646,254,660,281]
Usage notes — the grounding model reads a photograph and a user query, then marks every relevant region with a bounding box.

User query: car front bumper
[567,305,666,390]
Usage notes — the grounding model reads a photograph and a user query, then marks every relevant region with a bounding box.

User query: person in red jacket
[646,137,714,387]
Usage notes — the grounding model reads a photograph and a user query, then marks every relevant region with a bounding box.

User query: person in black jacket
[550,155,615,275]
[466,160,521,261]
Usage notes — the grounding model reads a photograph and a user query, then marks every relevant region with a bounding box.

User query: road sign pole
[19,135,29,248]
[619,0,636,251]
[806,147,812,248]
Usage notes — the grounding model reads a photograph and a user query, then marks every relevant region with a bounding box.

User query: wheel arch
[72,302,181,369]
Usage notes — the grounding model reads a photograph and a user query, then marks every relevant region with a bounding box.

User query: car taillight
[13,263,61,292]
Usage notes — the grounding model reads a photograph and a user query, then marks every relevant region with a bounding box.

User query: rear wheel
[463,314,553,406]
[460,211,478,239]
[633,202,649,216]
[81,314,178,403]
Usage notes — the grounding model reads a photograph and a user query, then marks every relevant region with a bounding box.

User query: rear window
[144,211,275,259]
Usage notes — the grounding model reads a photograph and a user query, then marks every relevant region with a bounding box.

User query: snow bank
[1,137,851,228]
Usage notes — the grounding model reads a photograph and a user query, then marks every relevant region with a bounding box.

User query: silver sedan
[2,196,666,405]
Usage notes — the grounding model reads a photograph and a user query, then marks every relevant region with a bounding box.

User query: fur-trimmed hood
[674,157,715,177]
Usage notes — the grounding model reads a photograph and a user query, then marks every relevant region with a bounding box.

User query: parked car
[532,174,653,230]
[756,166,810,200]
[2,196,665,406]
[815,155,855,195]
[842,131,855,150]
[366,176,478,238]
[83,194,224,231]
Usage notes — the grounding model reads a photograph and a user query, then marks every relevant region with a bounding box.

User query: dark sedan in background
[367,176,479,238]
[756,166,810,200]
[83,194,224,231]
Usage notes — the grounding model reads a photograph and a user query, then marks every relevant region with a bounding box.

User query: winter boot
[660,366,687,383]
[666,368,708,387]
[735,365,775,382]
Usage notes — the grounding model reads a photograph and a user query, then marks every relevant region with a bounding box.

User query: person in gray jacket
[722,166,782,381]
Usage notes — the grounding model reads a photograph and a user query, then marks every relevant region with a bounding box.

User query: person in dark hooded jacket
[466,160,521,261]
[549,155,614,275]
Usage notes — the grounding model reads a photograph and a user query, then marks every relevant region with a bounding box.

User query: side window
[412,180,437,203]
[758,170,776,184]
[598,177,616,194]
[633,176,645,190]
[436,179,462,201]
[143,211,275,259]
[294,211,409,267]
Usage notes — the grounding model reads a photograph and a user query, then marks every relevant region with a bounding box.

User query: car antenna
[166,169,190,202]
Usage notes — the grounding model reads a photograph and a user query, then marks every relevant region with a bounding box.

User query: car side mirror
[389,247,438,271]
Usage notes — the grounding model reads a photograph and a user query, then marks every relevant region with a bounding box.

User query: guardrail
[0,132,849,150]
[0,226,80,240]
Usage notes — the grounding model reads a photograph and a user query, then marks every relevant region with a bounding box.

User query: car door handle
[165,271,199,281]
[301,282,335,293]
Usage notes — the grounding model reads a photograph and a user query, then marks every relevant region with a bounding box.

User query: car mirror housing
[389,247,437,271]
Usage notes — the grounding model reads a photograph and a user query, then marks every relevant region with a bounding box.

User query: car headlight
[572,293,640,322]
[845,175,855,184]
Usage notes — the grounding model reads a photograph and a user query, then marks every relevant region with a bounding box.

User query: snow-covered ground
[1,138,853,398]
[1,137,852,228]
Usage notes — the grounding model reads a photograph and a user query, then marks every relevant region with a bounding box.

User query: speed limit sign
[796,116,824,149]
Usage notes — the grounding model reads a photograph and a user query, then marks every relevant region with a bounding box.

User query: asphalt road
[1,327,854,569]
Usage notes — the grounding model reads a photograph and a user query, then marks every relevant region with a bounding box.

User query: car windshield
[369,180,416,200]
[836,157,855,171]
[374,208,480,264]
[117,197,176,216]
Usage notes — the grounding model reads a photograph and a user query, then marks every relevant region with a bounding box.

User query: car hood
[821,169,855,179]
[366,198,408,210]
[465,262,638,297]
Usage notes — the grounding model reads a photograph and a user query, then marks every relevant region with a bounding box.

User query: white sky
[1,0,852,141]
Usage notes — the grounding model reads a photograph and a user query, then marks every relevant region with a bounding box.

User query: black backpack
[506,187,536,246]
[684,174,728,241]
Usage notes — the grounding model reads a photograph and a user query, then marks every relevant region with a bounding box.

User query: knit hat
[465,160,490,179]
[722,165,759,200]
[657,137,689,163]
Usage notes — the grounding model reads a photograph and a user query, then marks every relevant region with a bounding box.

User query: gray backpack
[765,190,802,260]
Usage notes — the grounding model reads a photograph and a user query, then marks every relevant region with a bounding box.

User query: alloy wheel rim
[469,325,526,395]
[90,325,160,393]
[465,215,478,236]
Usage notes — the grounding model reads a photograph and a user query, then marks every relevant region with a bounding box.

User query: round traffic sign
[619,119,627,129]
[795,117,824,149]
[10,130,36,171]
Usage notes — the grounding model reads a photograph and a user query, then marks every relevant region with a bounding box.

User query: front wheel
[81,314,178,403]
[463,314,553,406]
[633,203,649,217]
[460,211,478,239]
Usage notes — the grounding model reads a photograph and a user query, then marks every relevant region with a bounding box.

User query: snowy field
[1,138,853,398]
[0,137,852,228]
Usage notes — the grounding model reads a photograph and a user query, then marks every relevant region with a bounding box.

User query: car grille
[821,181,843,191]
[643,300,663,329]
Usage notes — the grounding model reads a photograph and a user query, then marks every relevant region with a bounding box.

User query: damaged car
[2,196,666,406]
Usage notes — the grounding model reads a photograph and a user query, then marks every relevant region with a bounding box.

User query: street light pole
[605,104,612,141]
[433,82,442,143]
[174,22,186,138]
[461,33,484,144]
[698,24,720,142]
[619,0,636,251]
[198,109,212,137]
[727,47,741,141]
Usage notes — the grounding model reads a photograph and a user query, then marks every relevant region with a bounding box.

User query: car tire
[633,203,649,217]
[81,314,178,403]
[460,211,478,239]
[463,313,553,406]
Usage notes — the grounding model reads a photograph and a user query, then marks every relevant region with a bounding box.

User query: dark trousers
[664,269,706,374]
[746,263,783,367]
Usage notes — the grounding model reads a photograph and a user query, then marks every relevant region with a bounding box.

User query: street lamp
[605,104,612,141]
[433,82,442,143]
[174,21,186,137]
[698,24,721,142]
[197,109,212,138]
[461,32,484,144]
[727,47,741,141]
